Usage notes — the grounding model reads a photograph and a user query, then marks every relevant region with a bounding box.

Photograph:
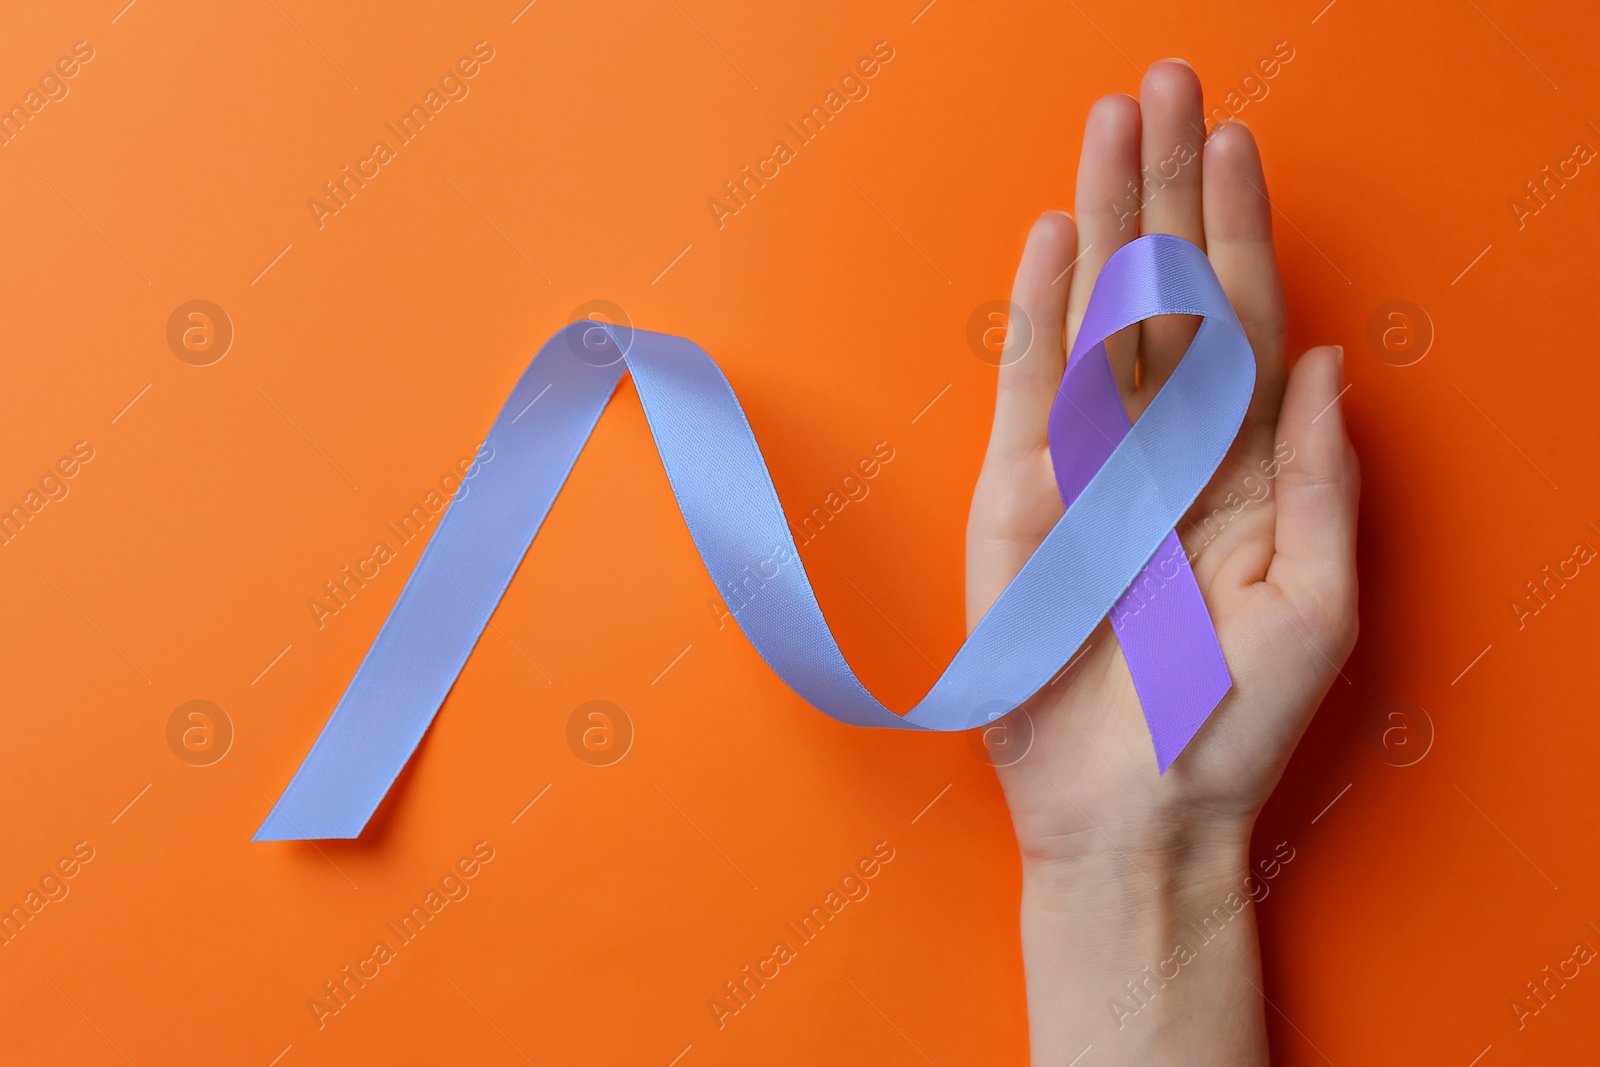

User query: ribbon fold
[256,234,1252,841]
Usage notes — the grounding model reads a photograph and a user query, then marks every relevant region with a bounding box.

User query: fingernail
[1330,345,1344,382]
[1157,57,1193,68]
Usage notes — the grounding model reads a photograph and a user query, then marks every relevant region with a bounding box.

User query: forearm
[1018,826,1270,1066]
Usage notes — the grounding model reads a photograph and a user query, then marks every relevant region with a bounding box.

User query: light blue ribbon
[256,234,1253,840]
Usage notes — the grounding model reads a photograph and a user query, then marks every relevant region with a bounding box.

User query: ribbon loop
[256,234,1253,841]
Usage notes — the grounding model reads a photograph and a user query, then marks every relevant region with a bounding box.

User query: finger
[1066,93,1142,393]
[1266,346,1358,638]
[1136,59,1207,391]
[986,210,1076,460]
[1202,120,1288,437]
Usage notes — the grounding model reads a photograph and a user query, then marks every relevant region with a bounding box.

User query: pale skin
[965,61,1359,1064]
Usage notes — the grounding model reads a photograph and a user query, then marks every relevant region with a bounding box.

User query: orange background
[2,0,1598,1063]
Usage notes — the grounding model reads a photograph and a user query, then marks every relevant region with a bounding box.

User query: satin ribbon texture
[255,233,1252,841]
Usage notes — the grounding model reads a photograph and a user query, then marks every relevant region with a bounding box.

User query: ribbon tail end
[252,802,366,842]
[1147,673,1233,775]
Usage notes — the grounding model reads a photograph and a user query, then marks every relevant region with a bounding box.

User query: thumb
[1265,345,1360,641]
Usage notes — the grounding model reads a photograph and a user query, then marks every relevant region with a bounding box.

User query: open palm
[966,61,1359,866]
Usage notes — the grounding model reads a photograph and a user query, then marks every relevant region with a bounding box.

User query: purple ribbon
[1048,268,1233,770]
[254,234,1250,840]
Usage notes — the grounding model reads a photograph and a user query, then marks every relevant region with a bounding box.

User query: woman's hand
[965,59,1359,1065]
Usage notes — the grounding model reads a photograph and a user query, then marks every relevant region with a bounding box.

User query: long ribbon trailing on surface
[256,234,1252,841]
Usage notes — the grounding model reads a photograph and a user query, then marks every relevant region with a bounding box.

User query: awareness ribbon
[256,234,1251,841]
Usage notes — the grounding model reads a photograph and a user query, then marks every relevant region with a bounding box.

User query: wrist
[1019,819,1253,954]
[1014,820,1273,1066]
[1015,802,1256,891]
